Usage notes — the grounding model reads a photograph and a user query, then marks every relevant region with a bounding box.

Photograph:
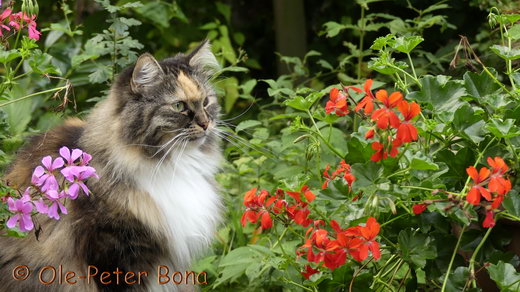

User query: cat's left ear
[188,40,220,77]
[131,53,164,92]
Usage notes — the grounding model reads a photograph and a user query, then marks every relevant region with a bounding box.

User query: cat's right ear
[131,53,164,92]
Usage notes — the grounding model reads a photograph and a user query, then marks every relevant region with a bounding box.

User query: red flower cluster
[0,8,41,40]
[322,160,356,190]
[466,157,511,228]
[241,186,317,230]
[325,88,349,116]
[298,217,381,277]
[365,91,421,162]
[325,81,421,162]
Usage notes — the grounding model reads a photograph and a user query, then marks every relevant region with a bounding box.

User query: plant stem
[406,53,418,80]
[468,226,494,288]
[441,224,467,292]
[307,110,344,158]
[357,6,366,80]
[0,85,68,108]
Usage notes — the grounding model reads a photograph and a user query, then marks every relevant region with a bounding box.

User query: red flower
[396,100,420,143]
[354,79,376,114]
[342,217,381,261]
[488,176,511,196]
[241,188,276,229]
[323,161,356,190]
[260,211,272,229]
[412,204,428,215]
[370,142,387,162]
[365,129,375,139]
[370,139,401,162]
[325,88,349,116]
[301,265,320,280]
[371,90,402,129]
[487,157,508,174]
[466,166,492,205]
[482,211,495,228]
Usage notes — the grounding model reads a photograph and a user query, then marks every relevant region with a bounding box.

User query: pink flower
[32,155,64,192]
[59,146,83,165]
[61,166,98,199]
[6,196,34,232]
[45,190,68,220]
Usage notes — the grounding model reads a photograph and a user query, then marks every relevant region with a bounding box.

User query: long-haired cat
[0,40,222,292]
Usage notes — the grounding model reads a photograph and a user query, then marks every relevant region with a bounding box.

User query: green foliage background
[1,0,520,291]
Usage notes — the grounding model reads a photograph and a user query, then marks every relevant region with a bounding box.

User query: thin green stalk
[380,213,409,227]
[357,6,366,80]
[386,168,411,179]
[0,85,68,108]
[307,110,344,158]
[441,224,467,292]
[283,278,315,292]
[468,226,494,288]
[406,53,418,80]
[272,226,289,250]
[389,64,421,88]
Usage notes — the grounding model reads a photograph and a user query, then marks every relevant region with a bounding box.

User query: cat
[0,40,222,292]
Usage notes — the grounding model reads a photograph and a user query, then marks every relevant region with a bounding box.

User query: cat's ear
[131,53,164,92]
[188,40,220,76]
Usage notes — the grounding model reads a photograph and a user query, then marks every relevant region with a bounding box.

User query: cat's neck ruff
[134,145,221,269]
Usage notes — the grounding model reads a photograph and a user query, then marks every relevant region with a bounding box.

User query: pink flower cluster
[0,8,40,40]
[6,147,98,232]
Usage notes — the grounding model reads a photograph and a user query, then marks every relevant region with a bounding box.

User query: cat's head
[112,40,221,157]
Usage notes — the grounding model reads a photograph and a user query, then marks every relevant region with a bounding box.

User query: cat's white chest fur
[135,147,221,269]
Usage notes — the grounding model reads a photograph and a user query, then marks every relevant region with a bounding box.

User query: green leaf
[507,24,520,40]
[351,162,383,193]
[490,45,520,61]
[0,49,21,64]
[443,266,470,292]
[392,35,424,54]
[408,75,468,122]
[216,2,231,23]
[88,65,111,84]
[487,261,520,291]
[463,70,501,100]
[284,92,322,111]
[322,21,347,38]
[219,77,240,113]
[370,34,395,50]
[235,120,262,133]
[134,2,172,28]
[502,190,520,217]
[486,118,520,139]
[410,158,439,170]
[398,229,437,268]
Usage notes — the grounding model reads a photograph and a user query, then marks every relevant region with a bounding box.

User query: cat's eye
[172,101,186,112]
[203,96,210,107]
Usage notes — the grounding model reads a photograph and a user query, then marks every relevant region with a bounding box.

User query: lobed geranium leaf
[407,75,467,122]
[398,229,437,268]
[463,70,501,100]
[392,35,424,54]
[487,261,520,291]
[490,45,520,61]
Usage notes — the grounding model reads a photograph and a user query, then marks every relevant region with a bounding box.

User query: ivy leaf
[487,261,520,291]
[408,75,468,122]
[398,229,437,268]
[392,35,424,53]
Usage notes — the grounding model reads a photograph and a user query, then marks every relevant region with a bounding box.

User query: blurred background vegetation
[0,0,519,290]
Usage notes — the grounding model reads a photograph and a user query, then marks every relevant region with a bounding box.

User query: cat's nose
[197,120,209,130]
